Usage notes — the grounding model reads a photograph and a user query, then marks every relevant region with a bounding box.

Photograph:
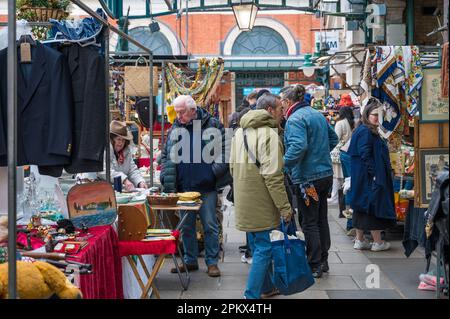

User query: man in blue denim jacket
[282,85,338,278]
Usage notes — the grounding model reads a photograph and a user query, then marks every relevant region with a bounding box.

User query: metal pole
[105,28,111,183]
[7,0,17,300]
[407,0,415,45]
[149,60,154,188]
[186,0,189,55]
[161,62,166,148]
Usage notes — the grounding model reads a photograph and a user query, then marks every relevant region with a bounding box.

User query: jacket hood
[239,110,277,129]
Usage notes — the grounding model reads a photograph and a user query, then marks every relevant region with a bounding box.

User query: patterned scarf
[117,149,125,165]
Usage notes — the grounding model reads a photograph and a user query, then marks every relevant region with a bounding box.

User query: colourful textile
[442,42,449,98]
[402,46,423,116]
[67,225,124,299]
[118,230,180,257]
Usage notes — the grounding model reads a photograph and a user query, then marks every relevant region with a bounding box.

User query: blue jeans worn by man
[179,191,220,266]
[244,230,275,299]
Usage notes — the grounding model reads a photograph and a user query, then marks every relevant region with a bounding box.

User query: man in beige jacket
[230,93,292,299]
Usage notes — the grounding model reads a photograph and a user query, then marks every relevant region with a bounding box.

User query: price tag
[20,42,31,63]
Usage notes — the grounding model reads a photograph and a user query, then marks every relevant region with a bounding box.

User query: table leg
[171,253,190,290]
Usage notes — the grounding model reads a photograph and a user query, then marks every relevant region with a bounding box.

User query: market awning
[189,56,318,71]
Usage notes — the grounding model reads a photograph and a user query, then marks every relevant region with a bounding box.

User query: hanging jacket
[62,45,106,174]
[347,124,396,220]
[284,101,338,184]
[230,109,291,232]
[0,43,73,167]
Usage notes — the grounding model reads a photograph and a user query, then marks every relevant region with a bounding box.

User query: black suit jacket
[62,45,106,174]
[0,43,73,166]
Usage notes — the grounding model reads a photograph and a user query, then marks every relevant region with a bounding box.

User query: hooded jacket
[230,110,291,232]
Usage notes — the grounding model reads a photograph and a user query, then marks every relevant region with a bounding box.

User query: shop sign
[315,31,340,54]
[243,87,282,96]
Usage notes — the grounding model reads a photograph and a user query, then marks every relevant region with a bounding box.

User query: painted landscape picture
[67,182,117,228]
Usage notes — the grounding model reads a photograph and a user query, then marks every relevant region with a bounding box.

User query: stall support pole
[149,59,154,188]
[407,0,415,45]
[161,61,166,147]
[105,27,111,183]
[7,0,17,299]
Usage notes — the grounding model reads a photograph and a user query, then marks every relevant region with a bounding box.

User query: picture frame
[417,148,449,207]
[419,67,449,123]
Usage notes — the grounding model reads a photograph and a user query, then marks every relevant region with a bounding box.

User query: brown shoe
[207,264,221,277]
[261,288,280,299]
[170,264,199,273]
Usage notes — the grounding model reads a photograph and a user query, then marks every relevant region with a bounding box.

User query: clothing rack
[4,0,154,299]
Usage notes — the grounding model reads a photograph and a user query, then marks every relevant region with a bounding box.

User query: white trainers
[371,241,391,252]
[353,239,372,250]
[241,255,253,264]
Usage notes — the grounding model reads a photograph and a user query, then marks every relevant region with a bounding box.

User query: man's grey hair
[173,95,197,110]
[256,93,280,110]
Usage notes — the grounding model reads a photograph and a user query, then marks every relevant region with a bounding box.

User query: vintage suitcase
[117,206,148,241]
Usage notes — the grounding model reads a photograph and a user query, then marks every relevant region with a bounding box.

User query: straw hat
[110,120,133,141]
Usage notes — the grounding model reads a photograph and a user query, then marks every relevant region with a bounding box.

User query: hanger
[42,31,101,48]
[18,34,36,46]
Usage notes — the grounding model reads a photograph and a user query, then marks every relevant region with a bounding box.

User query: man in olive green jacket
[230,93,292,299]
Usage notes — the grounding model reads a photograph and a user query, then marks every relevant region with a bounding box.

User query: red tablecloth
[67,225,123,299]
[118,230,180,257]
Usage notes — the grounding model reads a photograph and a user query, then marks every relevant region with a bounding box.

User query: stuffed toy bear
[0,216,82,299]
[0,260,83,299]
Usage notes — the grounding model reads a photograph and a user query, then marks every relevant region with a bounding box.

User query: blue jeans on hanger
[180,191,220,266]
[244,230,275,299]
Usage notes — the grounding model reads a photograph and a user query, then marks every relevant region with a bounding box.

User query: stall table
[67,225,123,299]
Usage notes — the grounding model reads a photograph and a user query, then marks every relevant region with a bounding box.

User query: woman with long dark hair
[347,98,396,251]
[335,107,356,233]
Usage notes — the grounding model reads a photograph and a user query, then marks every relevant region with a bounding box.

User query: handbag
[271,220,315,295]
[124,57,159,97]
[330,140,345,164]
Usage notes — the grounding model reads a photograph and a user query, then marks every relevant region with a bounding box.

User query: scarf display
[165,58,224,108]
[360,46,424,139]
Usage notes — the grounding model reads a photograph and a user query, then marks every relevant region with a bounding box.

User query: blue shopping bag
[271,221,315,295]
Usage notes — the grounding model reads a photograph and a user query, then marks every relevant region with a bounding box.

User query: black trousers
[297,176,333,269]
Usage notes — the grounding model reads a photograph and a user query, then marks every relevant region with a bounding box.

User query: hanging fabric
[165,58,224,107]
[442,42,449,98]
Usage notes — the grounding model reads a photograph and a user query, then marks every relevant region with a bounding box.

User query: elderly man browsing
[160,95,228,277]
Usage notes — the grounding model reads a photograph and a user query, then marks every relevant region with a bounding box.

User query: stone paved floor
[153,198,437,299]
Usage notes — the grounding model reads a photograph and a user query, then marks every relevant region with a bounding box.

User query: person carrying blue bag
[230,94,294,299]
[271,220,315,295]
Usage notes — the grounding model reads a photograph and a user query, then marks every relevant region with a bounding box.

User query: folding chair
[117,206,182,299]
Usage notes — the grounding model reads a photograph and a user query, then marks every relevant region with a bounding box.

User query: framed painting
[417,148,449,206]
[67,181,117,228]
[419,67,449,123]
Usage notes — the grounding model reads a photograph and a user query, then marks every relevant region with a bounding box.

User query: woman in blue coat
[347,98,396,252]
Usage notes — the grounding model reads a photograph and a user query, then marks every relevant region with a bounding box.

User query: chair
[117,206,184,299]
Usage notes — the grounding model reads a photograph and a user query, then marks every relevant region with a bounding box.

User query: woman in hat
[109,120,147,191]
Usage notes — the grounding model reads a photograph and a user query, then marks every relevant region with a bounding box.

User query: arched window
[126,27,173,55]
[231,26,289,56]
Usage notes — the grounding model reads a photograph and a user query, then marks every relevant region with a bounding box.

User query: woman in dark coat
[347,98,396,252]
